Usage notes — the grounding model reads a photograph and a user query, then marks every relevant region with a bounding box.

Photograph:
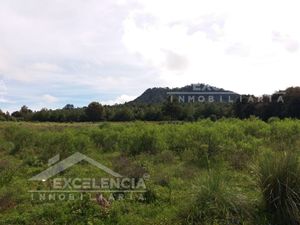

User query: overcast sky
[0,0,300,112]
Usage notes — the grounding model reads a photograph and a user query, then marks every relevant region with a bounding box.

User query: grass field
[1,118,300,225]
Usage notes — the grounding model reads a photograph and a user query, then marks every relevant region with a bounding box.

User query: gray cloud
[186,14,226,40]
[163,50,189,71]
[272,31,299,53]
[0,0,163,111]
[225,43,250,57]
[1,0,300,111]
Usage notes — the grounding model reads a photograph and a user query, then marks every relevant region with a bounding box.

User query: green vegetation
[258,151,300,225]
[0,118,300,224]
[1,86,300,122]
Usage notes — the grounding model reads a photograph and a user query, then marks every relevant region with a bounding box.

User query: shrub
[0,160,14,188]
[156,150,175,163]
[113,156,147,184]
[66,194,106,224]
[121,126,166,155]
[91,128,120,152]
[181,145,210,169]
[179,171,251,225]
[33,204,67,225]
[229,150,252,170]
[270,120,300,151]
[140,188,157,204]
[0,141,15,153]
[258,151,300,225]
[268,117,280,123]
[164,126,191,154]
[0,192,16,212]
[7,128,35,155]
[23,155,43,167]
[37,130,83,161]
[242,119,269,138]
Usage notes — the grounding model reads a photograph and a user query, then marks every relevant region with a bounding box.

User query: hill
[130,83,239,104]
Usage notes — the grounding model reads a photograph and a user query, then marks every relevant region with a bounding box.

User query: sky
[0,0,300,112]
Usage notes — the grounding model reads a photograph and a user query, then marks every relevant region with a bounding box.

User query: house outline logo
[29,152,122,181]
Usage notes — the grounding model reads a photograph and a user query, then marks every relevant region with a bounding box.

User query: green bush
[66,194,106,224]
[179,171,251,225]
[0,120,300,224]
[0,160,14,188]
[269,119,300,151]
[91,128,120,152]
[258,151,300,225]
[156,150,175,163]
[0,191,16,212]
[7,127,35,155]
[121,125,167,155]
[113,155,147,184]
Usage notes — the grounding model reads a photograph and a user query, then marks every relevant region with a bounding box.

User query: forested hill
[130,84,238,104]
[131,87,170,104]
[1,85,300,122]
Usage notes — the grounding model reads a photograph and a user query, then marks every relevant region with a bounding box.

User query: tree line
[1,87,299,122]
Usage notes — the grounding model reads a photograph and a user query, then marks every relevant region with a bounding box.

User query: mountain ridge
[130,83,239,104]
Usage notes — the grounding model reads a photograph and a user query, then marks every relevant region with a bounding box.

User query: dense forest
[1,86,300,122]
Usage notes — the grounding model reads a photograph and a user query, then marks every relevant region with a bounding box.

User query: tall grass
[1,120,300,224]
[258,151,300,225]
[180,171,251,225]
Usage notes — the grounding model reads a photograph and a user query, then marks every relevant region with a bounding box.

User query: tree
[113,107,134,121]
[11,111,22,118]
[11,105,33,120]
[20,105,32,114]
[284,87,300,118]
[63,104,74,110]
[0,109,6,121]
[162,97,183,120]
[144,106,163,121]
[85,102,105,121]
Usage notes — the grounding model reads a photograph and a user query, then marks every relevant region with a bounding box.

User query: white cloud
[101,94,137,105]
[123,0,300,95]
[163,50,189,71]
[28,63,63,73]
[272,31,299,53]
[0,80,7,95]
[0,79,9,103]
[1,0,300,112]
[42,94,58,104]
